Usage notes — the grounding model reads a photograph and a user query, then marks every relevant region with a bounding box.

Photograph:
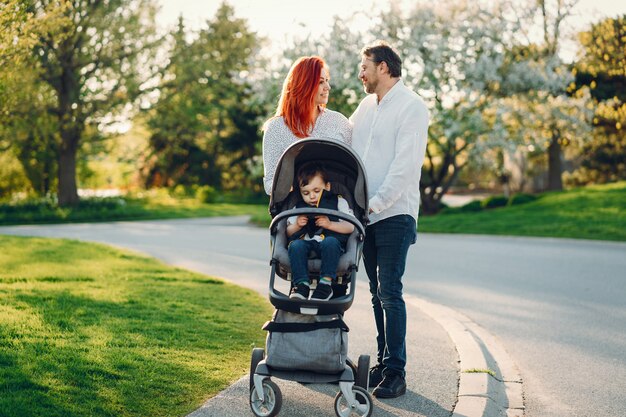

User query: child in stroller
[249,138,374,417]
[287,162,355,301]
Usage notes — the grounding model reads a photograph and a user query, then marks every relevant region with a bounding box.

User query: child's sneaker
[289,283,310,299]
[310,284,333,301]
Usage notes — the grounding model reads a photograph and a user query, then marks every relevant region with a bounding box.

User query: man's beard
[364,80,377,94]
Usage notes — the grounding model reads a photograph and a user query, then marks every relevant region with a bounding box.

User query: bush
[508,193,539,206]
[0,153,32,200]
[170,184,197,198]
[195,185,220,203]
[0,196,132,225]
[220,190,268,205]
[459,200,483,212]
[481,195,508,209]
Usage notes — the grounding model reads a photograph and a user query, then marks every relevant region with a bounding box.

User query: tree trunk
[547,135,563,191]
[57,130,80,206]
[55,48,81,206]
[420,188,442,215]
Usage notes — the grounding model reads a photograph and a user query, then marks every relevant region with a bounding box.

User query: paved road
[408,233,626,417]
[2,218,625,416]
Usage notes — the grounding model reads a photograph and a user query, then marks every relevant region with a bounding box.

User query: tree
[571,15,626,184]
[18,0,160,205]
[322,15,372,117]
[373,1,512,213]
[145,2,261,192]
[499,0,591,191]
[144,18,216,187]
[0,0,66,197]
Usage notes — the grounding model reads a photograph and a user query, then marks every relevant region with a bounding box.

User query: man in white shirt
[350,41,429,399]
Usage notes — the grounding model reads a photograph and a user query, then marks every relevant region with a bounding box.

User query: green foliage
[145,4,262,193]
[575,16,626,102]
[508,193,539,206]
[441,192,538,215]
[0,152,32,199]
[0,235,271,416]
[195,185,219,204]
[459,200,484,212]
[3,0,162,206]
[0,193,267,225]
[2,0,622,210]
[571,15,626,185]
[481,195,509,209]
[0,1,64,197]
[0,196,127,224]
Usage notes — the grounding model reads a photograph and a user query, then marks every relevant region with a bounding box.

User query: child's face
[299,174,330,206]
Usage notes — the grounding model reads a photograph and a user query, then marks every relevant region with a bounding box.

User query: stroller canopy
[269,137,369,227]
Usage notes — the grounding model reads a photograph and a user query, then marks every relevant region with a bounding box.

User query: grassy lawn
[418,181,626,241]
[0,235,272,417]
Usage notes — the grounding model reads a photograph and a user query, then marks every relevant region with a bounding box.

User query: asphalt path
[2,217,625,416]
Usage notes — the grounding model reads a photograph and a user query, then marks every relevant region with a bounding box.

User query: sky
[156,0,626,46]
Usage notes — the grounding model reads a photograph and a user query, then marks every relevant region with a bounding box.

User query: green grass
[419,181,626,241]
[0,235,272,417]
[462,368,497,378]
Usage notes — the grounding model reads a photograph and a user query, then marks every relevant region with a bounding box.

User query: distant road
[2,218,625,416]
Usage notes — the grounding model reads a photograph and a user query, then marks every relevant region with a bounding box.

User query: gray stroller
[249,138,373,417]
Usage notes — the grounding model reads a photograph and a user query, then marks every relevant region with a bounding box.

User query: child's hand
[296,215,309,227]
[315,216,331,229]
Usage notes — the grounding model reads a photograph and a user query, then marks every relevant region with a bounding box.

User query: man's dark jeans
[288,237,343,284]
[363,214,416,377]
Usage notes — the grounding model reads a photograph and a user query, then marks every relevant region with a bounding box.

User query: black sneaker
[310,284,333,301]
[369,364,385,388]
[289,283,310,299]
[372,373,406,398]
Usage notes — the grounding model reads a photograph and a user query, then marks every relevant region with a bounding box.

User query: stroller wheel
[355,355,370,389]
[250,379,282,417]
[334,385,373,417]
[250,348,265,389]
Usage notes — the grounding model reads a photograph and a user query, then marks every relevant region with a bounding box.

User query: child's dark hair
[297,162,328,188]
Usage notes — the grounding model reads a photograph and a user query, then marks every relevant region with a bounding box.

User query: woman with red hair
[262,56,351,194]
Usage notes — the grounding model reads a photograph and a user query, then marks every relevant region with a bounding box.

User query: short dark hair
[297,162,328,188]
[361,40,402,78]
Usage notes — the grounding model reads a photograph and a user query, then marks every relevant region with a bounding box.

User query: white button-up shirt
[350,80,429,225]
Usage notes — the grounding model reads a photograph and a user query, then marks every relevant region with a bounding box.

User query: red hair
[275,56,327,138]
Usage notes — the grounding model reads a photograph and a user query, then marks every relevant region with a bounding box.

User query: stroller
[249,138,374,417]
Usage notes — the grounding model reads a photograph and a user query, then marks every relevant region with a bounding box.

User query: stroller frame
[250,138,373,417]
